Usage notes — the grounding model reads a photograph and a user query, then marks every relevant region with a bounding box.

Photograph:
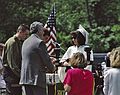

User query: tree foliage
[0,0,120,52]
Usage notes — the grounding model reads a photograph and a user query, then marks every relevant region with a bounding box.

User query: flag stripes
[46,4,56,55]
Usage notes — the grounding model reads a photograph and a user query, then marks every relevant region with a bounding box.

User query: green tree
[0,0,120,52]
[0,0,49,42]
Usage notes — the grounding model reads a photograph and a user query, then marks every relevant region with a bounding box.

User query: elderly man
[19,21,55,95]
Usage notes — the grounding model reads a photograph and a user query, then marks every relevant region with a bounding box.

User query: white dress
[58,45,94,82]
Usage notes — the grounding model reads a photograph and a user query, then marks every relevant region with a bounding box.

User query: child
[63,52,94,95]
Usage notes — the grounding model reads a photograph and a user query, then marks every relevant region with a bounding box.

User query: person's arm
[11,42,21,77]
[38,42,55,72]
[63,70,72,92]
[64,84,71,92]
[60,47,71,64]
[3,41,21,78]
[103,70,109,95]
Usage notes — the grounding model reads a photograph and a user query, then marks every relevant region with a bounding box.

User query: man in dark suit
[19,21,55,95]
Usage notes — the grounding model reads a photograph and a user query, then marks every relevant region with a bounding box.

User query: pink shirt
[63,68,94,95]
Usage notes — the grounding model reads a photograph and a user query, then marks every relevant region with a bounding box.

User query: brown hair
[69,52,87,68]
[17,24,29,32]
[110,47,120,68]
[70,31,86,46]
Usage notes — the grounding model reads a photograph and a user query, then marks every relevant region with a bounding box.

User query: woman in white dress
[58,25,94,82]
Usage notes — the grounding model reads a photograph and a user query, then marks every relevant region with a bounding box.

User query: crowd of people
[0,21,120,95]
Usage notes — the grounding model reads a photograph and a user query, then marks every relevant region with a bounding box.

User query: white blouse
[103,68,120,95]
[60,45,94,63]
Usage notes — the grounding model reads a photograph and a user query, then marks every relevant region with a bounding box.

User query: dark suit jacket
[19,34,55,88]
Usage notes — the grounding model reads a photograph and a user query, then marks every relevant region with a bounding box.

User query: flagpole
[46,2,58,95]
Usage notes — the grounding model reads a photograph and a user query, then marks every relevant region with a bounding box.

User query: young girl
[63,52,94,95]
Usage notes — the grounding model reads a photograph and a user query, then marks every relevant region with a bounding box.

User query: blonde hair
[110,47,120,68]
[69,52,87,68]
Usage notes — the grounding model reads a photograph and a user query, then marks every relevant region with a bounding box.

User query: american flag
[45,4,57,56]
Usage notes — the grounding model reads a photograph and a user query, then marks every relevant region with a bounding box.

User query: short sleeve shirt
[63,68,94,95]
